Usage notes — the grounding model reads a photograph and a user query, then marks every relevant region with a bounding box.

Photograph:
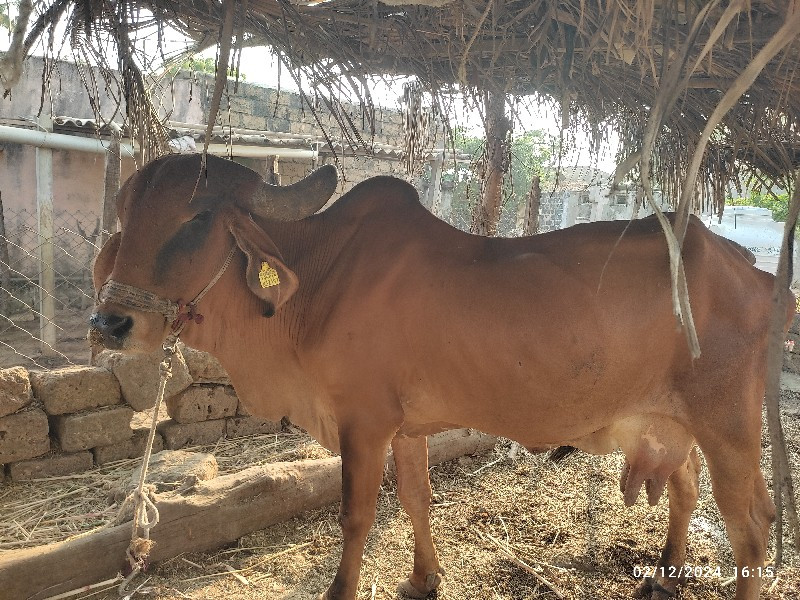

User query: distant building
[539,166,667,232]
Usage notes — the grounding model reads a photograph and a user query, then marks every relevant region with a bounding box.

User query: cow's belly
[396,355,669,444]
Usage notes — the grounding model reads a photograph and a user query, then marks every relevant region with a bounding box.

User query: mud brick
[53,406,134,453]
[94,348,192,411]
[0,408,50,463]
[0,366,32,418]
[166,385,238,424]
[158,418,225,449]
[180,345,230,384]
[225,416,282,438]
[30,366,121,415]
[8,451,93,481]
[92,428,165,465]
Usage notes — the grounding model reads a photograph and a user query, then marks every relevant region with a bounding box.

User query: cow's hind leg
[321,425,397,600]
[635,447,701,600]
[392,435,444,598]
[701,441,775,600]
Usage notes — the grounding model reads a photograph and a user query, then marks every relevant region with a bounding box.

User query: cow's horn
[247,164,339,221]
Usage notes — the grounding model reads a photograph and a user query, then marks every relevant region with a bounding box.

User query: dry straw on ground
[1,389,799,599]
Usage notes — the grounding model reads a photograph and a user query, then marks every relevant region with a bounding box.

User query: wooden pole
[0,192,12,314]
[470,91,510,236]
[36,115,56,355]
[263,154,281,185]
[0,430,497,600]
[426,153,444,215]
[99,134,121,248]
[522,175,541,236]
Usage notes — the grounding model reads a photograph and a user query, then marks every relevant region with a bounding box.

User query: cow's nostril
[108,315,133,338]
[89,313,134,341]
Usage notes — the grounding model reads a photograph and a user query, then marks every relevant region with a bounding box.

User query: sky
[218,45,621,173]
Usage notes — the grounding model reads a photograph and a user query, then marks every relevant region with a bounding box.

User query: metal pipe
[204,143,318,159]
[0,124,136,156]
[0,124,319,159]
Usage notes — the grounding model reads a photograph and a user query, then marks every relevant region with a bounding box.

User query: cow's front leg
[392,434,444,598]
[321,426,395,600]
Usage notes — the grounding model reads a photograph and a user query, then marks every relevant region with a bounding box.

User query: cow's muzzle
[89,245,237,349]
[88,312,133,349]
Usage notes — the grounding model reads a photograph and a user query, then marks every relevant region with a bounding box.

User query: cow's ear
[228,212,299,316]
[93,232,121,293]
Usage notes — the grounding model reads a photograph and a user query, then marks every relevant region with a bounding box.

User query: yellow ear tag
[258,261,280,288]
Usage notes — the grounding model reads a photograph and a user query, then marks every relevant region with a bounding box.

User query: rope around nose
[98,245,236,335]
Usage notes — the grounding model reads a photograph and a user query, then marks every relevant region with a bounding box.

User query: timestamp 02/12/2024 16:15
[632,565,776,580]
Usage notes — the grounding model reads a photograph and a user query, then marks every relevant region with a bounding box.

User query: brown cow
[90,153,792,600]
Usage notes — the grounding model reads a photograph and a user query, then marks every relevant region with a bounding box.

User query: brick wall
[0,344,277,482]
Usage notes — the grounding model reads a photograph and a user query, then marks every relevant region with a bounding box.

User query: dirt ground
[0,307,93,369]
[1,395,799,600]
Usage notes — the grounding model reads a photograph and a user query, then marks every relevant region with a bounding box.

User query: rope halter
[97,246,236,337]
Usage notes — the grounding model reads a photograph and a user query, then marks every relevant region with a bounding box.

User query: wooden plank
[0,430,496,600]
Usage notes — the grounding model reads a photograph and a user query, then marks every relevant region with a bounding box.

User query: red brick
[30,366,121,415]
[226,416,281,438]
[0,408,50,463]
[94,348,192,411]
[158,419,225,449]
[166,385,238,423]
[181,345,230,384]
[8,452,93,481]
[53,406,134,452]
[92,428,165,465]
[0,366,32,418]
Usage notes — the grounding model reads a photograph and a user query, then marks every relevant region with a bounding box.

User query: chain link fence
[0,205,106,369]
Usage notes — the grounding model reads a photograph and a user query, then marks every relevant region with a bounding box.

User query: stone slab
[0,366,32,418]
[92,428,165,465]
[158,418,225,449]
[30,366,121,416]
[94,348,192,412]
[8,451,93,481]
[53,406,134,453]
[166,385,238,424]
[225,416,281,438]
[0,408,50,463]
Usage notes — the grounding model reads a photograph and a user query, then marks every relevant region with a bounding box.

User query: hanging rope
[117,339,176,597]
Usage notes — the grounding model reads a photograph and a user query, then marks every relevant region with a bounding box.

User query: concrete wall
[0,57,409,225]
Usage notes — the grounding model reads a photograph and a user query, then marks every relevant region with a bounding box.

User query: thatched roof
[5,1,800,210]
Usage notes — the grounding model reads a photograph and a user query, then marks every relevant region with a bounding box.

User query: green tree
[728,191,790,222]
[442,127,553,234]
[171,56,246,81]
[0,4,13,30]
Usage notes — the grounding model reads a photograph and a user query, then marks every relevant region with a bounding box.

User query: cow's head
[89,153,337,352]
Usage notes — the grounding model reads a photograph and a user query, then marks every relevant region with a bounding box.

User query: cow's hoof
[397,570,443,598]
[634,577,676,599]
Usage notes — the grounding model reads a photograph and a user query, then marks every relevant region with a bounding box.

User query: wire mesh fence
[0,205,106,370]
